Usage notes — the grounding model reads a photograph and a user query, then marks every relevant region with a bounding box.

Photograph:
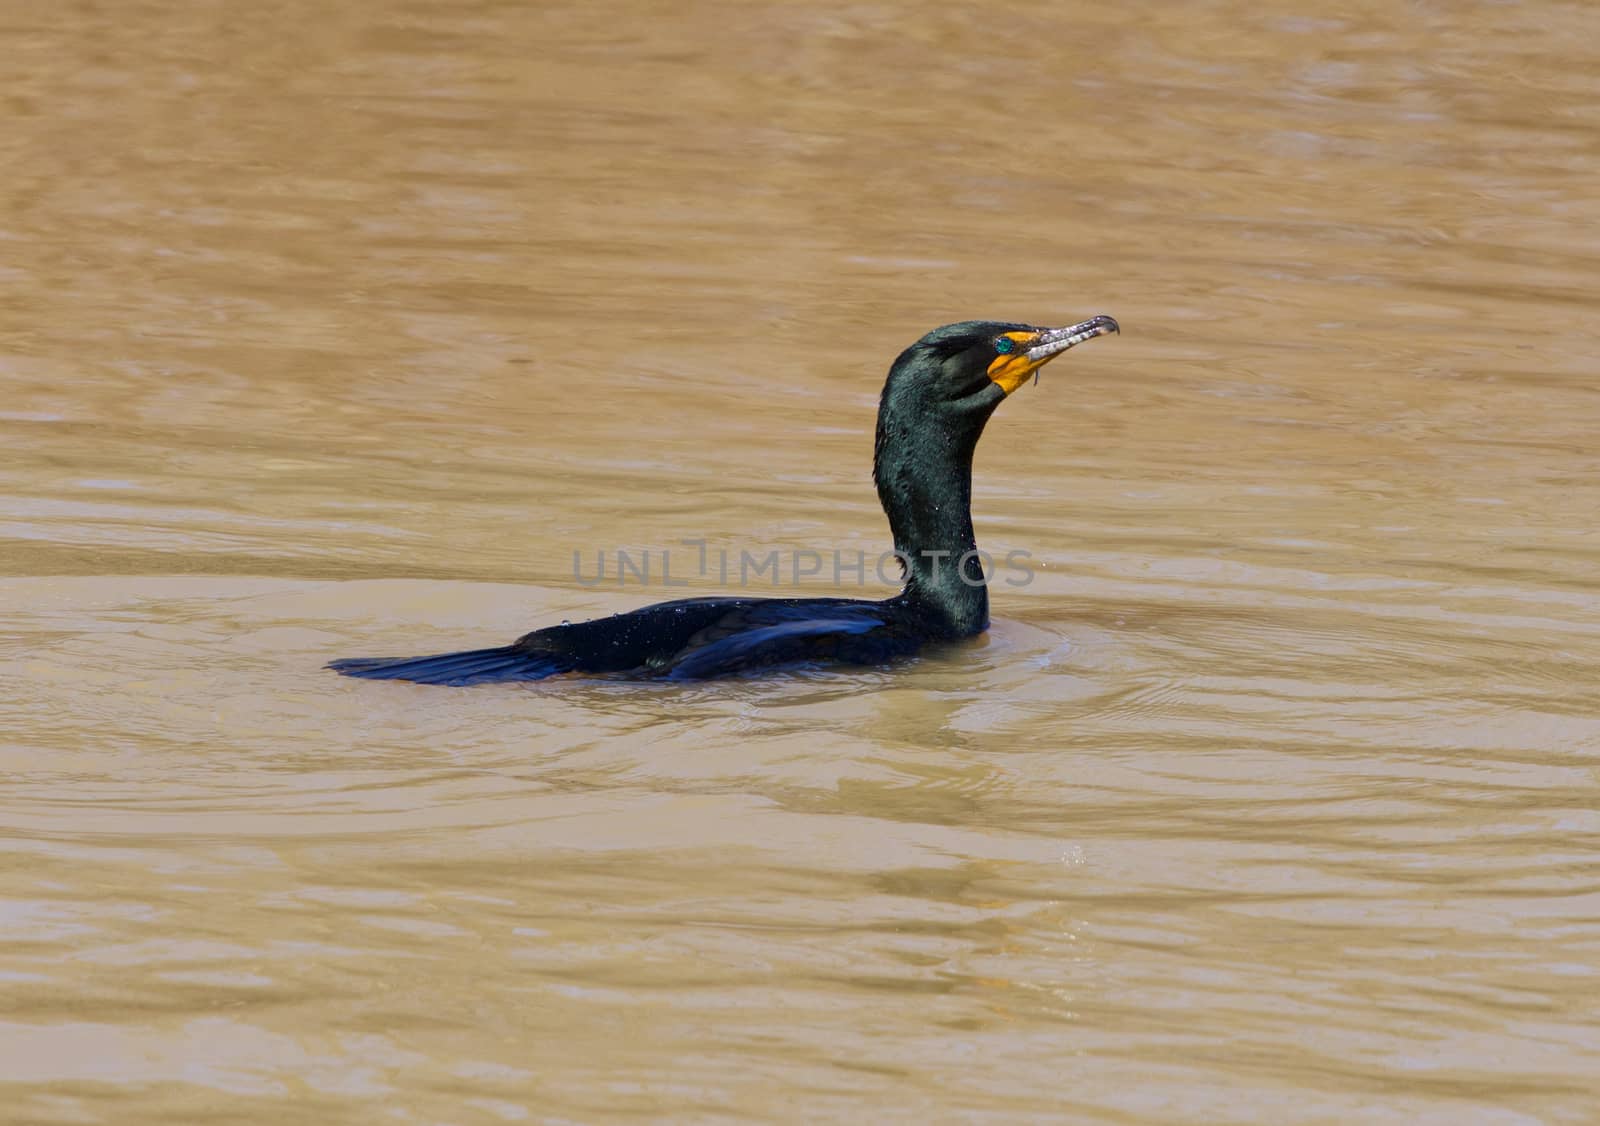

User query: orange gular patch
[985,331,1043,395]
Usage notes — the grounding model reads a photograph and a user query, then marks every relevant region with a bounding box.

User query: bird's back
[328,594,926,685]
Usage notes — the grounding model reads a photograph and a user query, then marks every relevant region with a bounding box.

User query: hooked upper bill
[988,314,1120,396]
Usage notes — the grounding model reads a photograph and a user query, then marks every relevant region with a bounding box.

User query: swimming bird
[328,315,1119,685]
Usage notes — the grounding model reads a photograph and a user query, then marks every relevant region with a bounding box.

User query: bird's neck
[874,400,997,638]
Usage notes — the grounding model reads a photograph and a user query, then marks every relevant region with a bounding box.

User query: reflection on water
[4,0,1599,1121]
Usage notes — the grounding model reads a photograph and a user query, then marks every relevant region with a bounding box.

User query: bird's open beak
[988,314,1120,395]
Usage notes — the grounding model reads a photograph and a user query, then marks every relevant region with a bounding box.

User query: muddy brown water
[4,1,1599,1122]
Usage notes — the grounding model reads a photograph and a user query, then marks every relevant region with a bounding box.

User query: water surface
[4,0,1599,1121]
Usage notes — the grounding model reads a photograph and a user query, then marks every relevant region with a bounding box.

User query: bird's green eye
[994,337,1015,354]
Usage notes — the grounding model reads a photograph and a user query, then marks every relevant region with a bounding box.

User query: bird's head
[884,315,1120,412]
[874,312,1121,510]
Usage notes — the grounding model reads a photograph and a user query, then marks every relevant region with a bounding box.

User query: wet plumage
[328,315,1118,685]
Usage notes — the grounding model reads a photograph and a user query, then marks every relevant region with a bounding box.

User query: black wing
[661,599,916,679]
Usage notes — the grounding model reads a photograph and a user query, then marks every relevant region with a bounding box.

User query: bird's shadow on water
[356,609,1117,725]
[311,608,1147,844]
[313,598,1140,793]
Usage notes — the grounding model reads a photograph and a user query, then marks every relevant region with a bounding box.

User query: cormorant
[328,314,1119,685]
